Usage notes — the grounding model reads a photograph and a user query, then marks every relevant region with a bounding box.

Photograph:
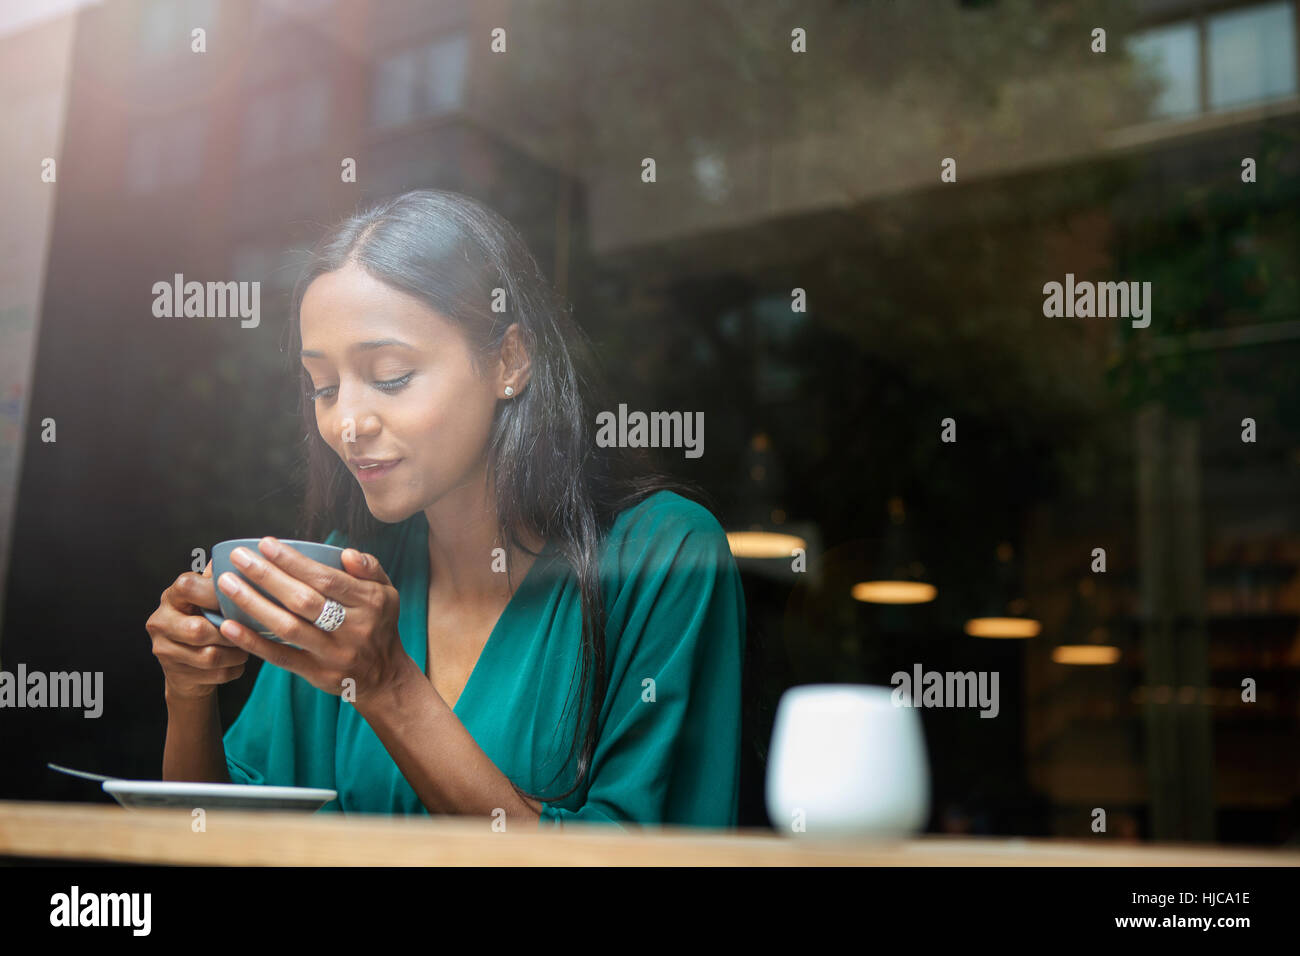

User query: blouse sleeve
[222,528,346,804]
[536,500,746,830]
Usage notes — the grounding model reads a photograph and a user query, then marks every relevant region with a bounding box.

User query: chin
[363,499,413,525]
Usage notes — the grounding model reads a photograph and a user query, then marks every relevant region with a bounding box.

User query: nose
[331,379,381,443]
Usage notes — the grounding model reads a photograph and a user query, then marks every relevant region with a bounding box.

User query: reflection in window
[253,0,335,32]
[138,0,216,58]
[126,129,162,194]
[691,139,731,204]
[230,244,276,285]
[241,99,278,168]
[171,113,205,183]
[373,50,418,128]
[372,33,469,129]
[239,80,331,168]
[289,82,330,152]
[126,115,206,194]
[755,293,805,343]
[230,243,310,292]
[1127,21,1200,119]
[1208,2,1297,110]
[422,35,468,112]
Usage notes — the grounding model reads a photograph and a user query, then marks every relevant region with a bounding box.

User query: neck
[422,465,543,608]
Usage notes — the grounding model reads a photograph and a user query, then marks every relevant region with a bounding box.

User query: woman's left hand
[215,537,409,703]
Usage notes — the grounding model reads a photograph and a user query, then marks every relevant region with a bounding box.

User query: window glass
[373,49,419,128]
[1208,1,1297,110]
[1127,21,1200,119]
[421,32,469,114]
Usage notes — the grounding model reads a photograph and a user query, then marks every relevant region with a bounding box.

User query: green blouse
[222,490,747,829]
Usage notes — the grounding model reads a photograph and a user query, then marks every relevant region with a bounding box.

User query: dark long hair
[285,188,710,806]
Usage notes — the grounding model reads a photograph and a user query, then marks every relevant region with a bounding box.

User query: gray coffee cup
[201,539,345,643]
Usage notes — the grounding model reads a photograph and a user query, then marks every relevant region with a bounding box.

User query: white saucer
[102,779,337,812]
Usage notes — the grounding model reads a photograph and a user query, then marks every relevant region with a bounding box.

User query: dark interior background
[2,0,1299,843]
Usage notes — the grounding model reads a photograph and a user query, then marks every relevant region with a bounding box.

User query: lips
[351,457,402,481]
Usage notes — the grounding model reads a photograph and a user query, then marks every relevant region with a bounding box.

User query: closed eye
[306,373,413,402]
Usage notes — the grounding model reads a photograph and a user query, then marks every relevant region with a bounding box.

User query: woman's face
[299,261,522,524]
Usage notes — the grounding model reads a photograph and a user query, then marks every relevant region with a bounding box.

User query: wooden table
[3,801,1299,865]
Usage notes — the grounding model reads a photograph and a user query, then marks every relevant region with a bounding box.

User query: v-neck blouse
[222,490,747,829]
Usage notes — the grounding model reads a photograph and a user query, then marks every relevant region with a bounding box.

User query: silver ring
[313,598,346,632]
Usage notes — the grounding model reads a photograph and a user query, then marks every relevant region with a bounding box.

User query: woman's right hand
[147,560,250,701]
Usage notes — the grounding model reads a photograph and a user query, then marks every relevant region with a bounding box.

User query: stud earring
[504,386,515,397]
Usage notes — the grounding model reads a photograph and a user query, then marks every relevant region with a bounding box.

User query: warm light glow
[1052,645,1121,665]
[965,617,1042,638]
[725,531,807,558]
[851,580,937,604]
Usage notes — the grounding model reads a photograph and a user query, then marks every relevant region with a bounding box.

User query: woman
[148,189,747,829]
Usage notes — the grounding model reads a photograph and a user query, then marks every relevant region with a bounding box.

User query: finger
[164,570,221,614]
[342,548,392,586]
[155,603,242,648]
[216,569,326,654]
[159,636,249,669]
[227,545,335,623]
[256,537,369,604]
[184,568,222,611]
[219,618,312,676]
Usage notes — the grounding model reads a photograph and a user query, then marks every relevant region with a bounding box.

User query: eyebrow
[300,338,416,359]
